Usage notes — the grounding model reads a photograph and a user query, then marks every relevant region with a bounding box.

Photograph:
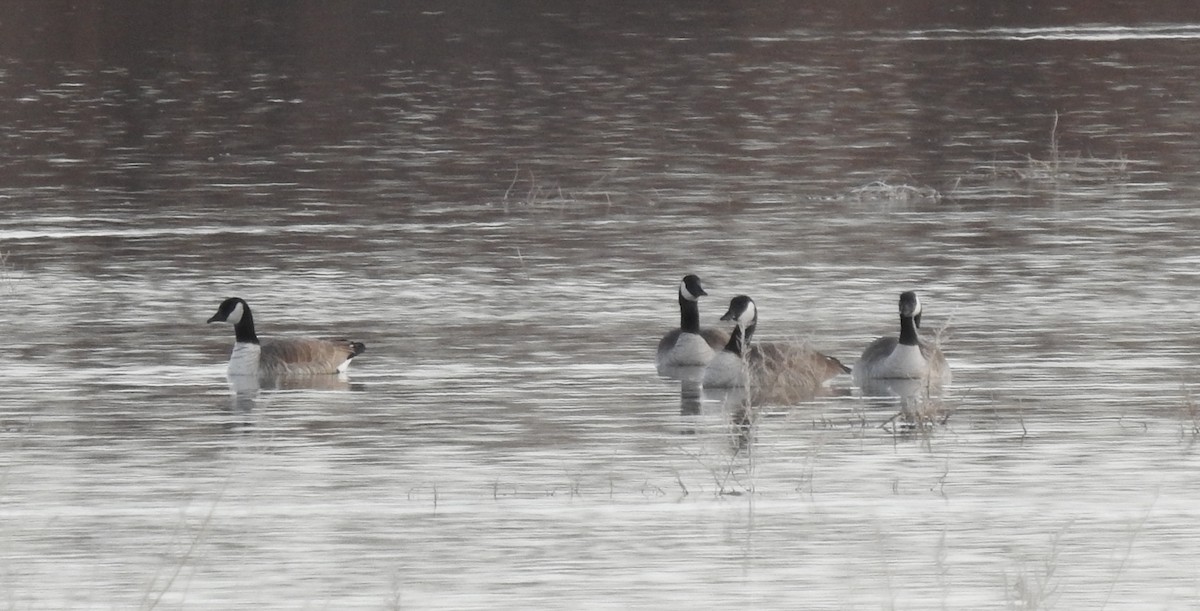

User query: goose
[207,297,366,377]
[702,295,849,399]
[852,291,949,386]
[655,275,730,368]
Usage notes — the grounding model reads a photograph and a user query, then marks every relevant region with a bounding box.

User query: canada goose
[207,297,366,377]
[852,291,949,386]
[655,275,730,368]
[702,295,849,399]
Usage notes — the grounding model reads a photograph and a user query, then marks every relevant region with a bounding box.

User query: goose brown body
[702,295,848,402]
[259,337,366,375]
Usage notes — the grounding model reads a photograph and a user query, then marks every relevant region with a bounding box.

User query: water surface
[3,3,1200,609]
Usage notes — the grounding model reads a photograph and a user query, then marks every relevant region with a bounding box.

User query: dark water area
[6,1,1200,211]
[4,2,1200,609]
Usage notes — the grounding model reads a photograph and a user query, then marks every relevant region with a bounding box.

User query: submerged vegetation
[499,165,624,213]
[840,113,1141,204]
[844,179,943,202]
[1003,524,1068,611]
[496,113,1143,214]
[959,111,1140,195]
[1178,385,1200,438]
[0,250,16,292]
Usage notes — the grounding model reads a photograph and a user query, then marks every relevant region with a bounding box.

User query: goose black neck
[679,294,701,333]
[723,322,756,356]
[898,315,919,346]
[234,307,260,344]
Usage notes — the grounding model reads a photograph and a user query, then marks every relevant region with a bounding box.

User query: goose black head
[207,297,250,325]
[719,295,757,328]
[899,291,922,328]
[679,274,708,301]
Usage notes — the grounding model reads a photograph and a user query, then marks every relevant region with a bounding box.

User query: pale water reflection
[4,2,1200,610]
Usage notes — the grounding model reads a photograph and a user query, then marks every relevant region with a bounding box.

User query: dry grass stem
[1178,385,1200,438]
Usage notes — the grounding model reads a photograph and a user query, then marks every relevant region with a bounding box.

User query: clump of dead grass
[846,180,943,202]
[881,387,952,435]
[968,111,1135,188]
[0,250,17,292]
[677,399,760,497]
[1003,524,1068,610]
[745,341,846,407]
[498,165,623,213]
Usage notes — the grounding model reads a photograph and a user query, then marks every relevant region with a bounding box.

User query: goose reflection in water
[657,364,707,416]
[702,372,849,408]
[715,386,758,455]
[859,376,952,432]
[225,372,365,416]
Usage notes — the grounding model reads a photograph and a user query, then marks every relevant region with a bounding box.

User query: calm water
[4,2,1200,609]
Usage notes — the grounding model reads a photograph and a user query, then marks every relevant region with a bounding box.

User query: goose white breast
[851,290,949,386]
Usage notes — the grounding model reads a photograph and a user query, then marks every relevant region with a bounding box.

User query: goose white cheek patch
[226,302,244,325]
[739,302,757,325]
[680,280,699,301]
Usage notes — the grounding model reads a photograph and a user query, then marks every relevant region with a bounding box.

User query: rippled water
[4,3,1200,609]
